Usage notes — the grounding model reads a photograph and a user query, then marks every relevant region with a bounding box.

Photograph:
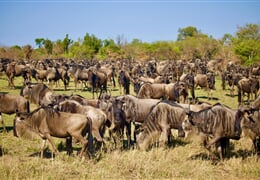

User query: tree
[62,34,73,54]
[232,23,260,65]
[82,33,102,59]
[44,39,53,55]
[35,38,45,48]
[177,26,200,41]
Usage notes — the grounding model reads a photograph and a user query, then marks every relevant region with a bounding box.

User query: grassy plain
[0,74,260,179]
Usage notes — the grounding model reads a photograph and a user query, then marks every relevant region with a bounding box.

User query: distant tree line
[0,23,259,65]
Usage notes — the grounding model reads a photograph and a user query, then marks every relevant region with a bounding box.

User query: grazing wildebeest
[136,101,186,150]
[13,106,93,158]
[20,82,56,106]
[238,77,259,105]
[118,69,131,95]
[0,92,30,132]
[182,103,248,161]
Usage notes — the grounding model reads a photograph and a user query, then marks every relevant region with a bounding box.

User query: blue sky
[0,0,260,47]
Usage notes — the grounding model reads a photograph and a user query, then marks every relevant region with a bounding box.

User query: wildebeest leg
[71,133,88,158]
[66,137,73,155]
[215,138,229,161]
[161,128,169,148]
[125,121,131,148]
[44,134,59,158]
[206,136,222,160]
[40,139,47,158]
[0,113,6,132]
[215,140,223,161]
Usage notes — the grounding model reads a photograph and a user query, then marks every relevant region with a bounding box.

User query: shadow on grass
[0,126,14,133]
[196,96,219,101]
[29,150,56,159]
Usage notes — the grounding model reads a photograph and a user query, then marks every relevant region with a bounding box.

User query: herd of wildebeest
[0,57,260,161]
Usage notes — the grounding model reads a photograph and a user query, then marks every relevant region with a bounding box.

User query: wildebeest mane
[22,105,60,119]
[59,100,80,113]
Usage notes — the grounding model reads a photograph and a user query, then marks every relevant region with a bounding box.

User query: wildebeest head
[182,111,196,138]
[240,106,260,134]
[111,99,125,125]
[136,126,160,151]
[13,111,38,139]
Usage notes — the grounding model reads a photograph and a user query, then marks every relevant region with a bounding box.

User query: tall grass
[0,75,260,179]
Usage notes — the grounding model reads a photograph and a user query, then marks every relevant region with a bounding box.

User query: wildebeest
[137,83,166,99]
[165,82,189,103]
[118,69,131,95]
[115,95,160,143]
[182,103,248,161]
[136,101,186,150]
[221,72,243,96]
[239,96,260,154]
[87,67,108,99]
[56,99,108,146]
[238,77,259,105]
[117,95,160,124]
[194,72,215,100]
[20,82,56,106]
[5,61,31,89]
[106,98,131,149]
[240,107,260,155]
[13,106,93,158]
[68,64,89,91]
[0,92,30,132]
[45,66,69,91]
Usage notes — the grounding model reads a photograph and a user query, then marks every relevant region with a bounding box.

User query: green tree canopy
[232,23,260,65]
[177,26,200,41]
[44,39,53,55]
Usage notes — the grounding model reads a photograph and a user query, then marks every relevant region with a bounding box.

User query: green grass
[0,74,260,179]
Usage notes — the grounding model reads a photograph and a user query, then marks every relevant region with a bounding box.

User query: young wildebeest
[0,92,30,132]
[136,101,186,150]
[20,82,56,106]
[182,103,248,161]
[13,106,93,158]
